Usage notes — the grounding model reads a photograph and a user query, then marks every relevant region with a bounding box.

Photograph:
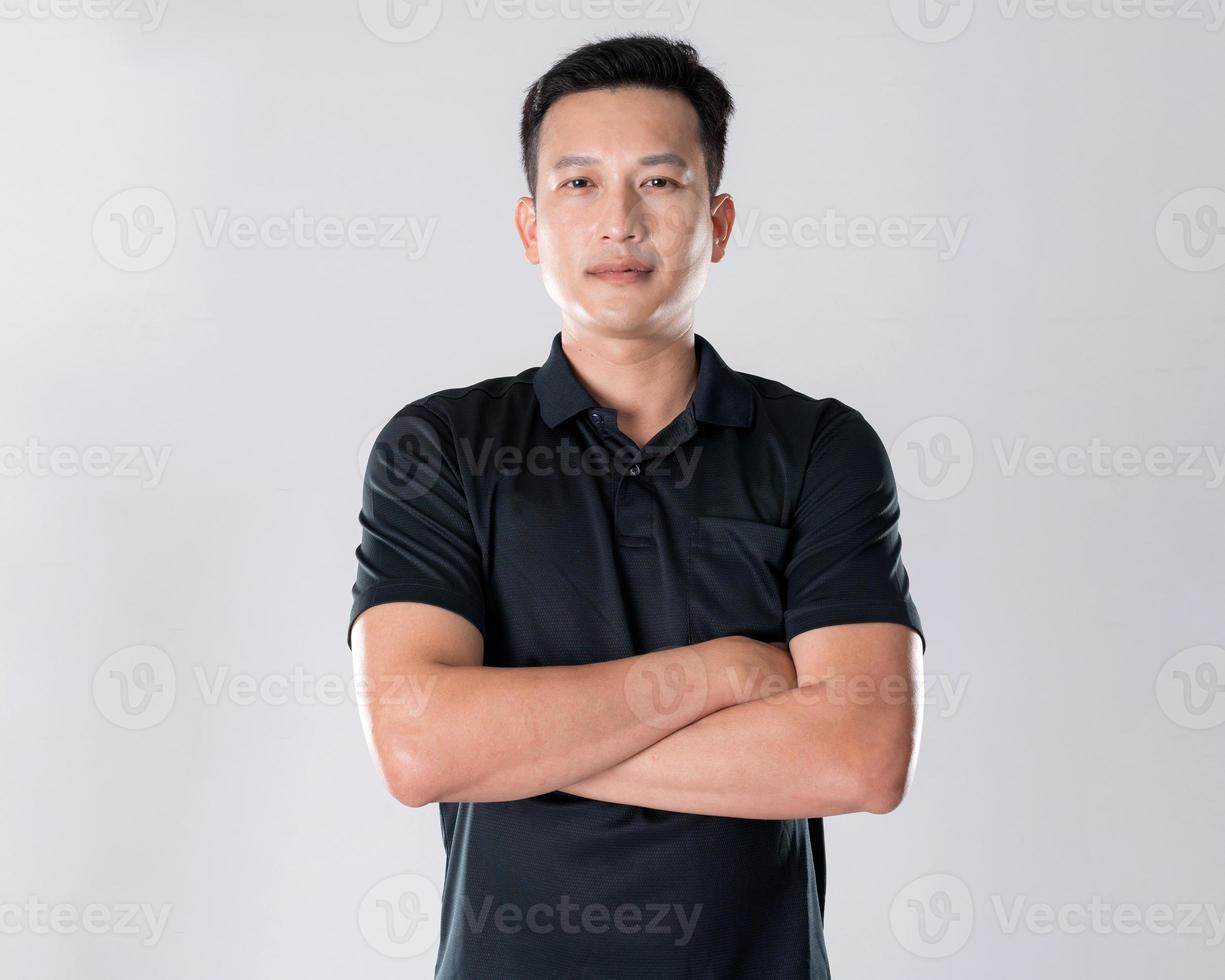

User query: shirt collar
[533,330,755,430]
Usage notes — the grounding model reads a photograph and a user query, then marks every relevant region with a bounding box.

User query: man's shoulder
[737,369,864,432]
[736,371,894,484]
[387,366,541,428]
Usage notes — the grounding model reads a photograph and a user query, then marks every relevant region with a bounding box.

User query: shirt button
[628,463,641,476]
[589,412,604,425]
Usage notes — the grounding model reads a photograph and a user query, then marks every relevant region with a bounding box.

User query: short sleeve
[347,402,486,650]
[783,406,925,653]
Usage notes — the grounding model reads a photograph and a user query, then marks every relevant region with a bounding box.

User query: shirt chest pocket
[687,514,792,645]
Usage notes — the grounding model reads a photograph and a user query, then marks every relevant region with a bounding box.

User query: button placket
[586,403,701,545]
[613,436,648,540]
[589,410,653,542]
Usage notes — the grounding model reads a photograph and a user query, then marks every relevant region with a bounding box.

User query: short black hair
[520,34,735,202]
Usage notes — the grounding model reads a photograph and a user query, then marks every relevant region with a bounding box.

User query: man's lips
[587,258,654,275]
[589,268,653,283]
[588,259,654,283]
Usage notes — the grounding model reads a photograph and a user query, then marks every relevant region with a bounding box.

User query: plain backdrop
[1,1,1222,977]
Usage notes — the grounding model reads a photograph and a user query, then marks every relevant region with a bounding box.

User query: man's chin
[571,310,677,341]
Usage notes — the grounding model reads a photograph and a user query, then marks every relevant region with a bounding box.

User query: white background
[1,0,1223,976]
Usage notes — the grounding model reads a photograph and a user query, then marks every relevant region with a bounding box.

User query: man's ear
[515,196,540,265]
[710,193,735,263]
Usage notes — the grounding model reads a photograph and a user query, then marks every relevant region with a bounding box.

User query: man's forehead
[540,87,701,146]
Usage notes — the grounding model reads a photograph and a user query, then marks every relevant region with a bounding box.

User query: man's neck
[559,324,699,450]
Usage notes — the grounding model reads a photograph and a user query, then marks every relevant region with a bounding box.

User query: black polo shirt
[348,330,925,979]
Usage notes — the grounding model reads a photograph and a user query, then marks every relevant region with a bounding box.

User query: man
[348,34,925,980]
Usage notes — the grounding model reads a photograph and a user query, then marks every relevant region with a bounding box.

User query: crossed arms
[350,601,923,820]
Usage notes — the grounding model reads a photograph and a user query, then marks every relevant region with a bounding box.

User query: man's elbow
[859,771,908,814]
[855,748,913,815]
[388,763,441,809]
[371,725,445,809]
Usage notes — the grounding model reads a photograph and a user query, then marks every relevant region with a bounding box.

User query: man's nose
[596,187,647,242]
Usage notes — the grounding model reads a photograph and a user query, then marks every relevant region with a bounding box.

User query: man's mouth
[591,269,652,284]
[588,259,654,284]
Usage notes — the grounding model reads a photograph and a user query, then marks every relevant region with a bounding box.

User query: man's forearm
[385,638,786,806]
[557,680,906,819]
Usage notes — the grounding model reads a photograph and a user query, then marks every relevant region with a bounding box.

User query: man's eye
[644,178,676,189]
[564,178,592,189]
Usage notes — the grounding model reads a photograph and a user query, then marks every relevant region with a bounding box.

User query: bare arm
[351,601,796,807]
[558,623,923,819]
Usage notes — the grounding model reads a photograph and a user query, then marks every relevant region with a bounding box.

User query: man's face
[516,86,734,340]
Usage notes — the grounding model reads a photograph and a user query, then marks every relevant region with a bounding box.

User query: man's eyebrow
[549,153,690,171]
